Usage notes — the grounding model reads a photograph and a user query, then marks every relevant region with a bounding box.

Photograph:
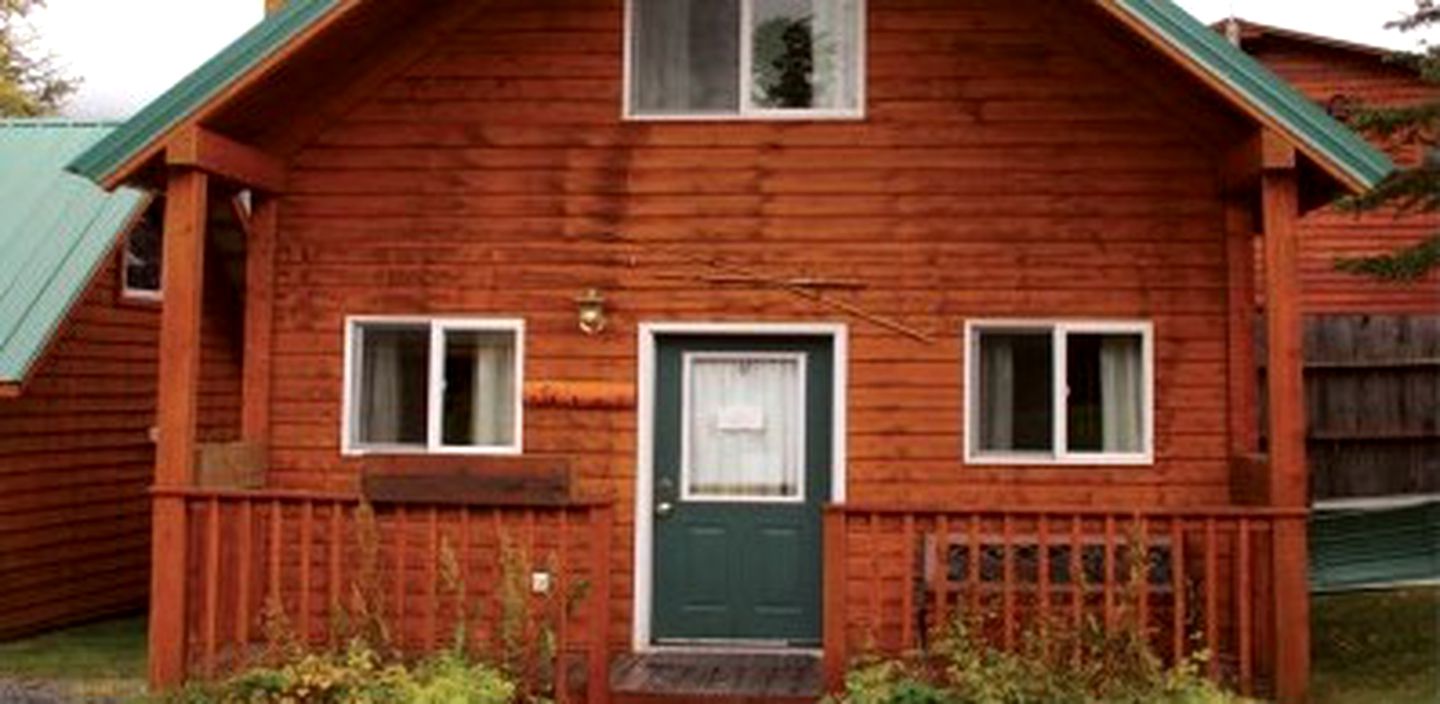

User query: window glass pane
[751,0,860,111]
[124,199,164,295]
[1067,333,1143,454]
[685,355,804,498]
[442,330,517,447]
[976,332,1053,453]
[632,0,740,114]
[355,325,429,446]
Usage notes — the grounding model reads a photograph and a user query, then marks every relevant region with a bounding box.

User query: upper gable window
[627,0,864,119]
[122,198,164,300]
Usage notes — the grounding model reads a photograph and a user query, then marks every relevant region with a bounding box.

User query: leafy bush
[829,616,1248,704]
[157,642,516,704]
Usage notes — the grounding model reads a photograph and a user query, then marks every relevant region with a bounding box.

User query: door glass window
[682,353,806,500]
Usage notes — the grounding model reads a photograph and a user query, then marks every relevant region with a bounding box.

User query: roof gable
[70,0,1394,192]
[0,121,149,386]
[1103,1,1394,191]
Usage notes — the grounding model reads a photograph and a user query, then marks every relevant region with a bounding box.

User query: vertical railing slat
[426,507,439,652]
[1070,516,1083,633]
[967,515,981,617]
[1038,514,1051,628]
[395,506,408,649]
[933,514,948,641]
[868,513,881,645]
[300,500,314,646]
[328,502,342,647]
[1171,517,1187,665]
[1103,514,1117,633]
[1204,517,1220,680]
[555,510,570,703]
[1137,516,1150,635]
[203,497,221,678]
[1002,513,1015,651]
[1238,518,1254,695]
[901,514,915,649]
[237,498,254,670]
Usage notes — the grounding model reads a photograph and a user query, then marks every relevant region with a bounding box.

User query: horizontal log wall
[0,261,155,639]
[267,0,1247,651]
[0,245,243,641]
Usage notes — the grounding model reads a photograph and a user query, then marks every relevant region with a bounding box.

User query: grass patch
[0,615,147,700]
[1313,586,1440,704]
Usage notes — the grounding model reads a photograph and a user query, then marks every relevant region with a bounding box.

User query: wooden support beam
[241,195,277,450]
[149,167,209,689]
[1225,198,1259,460]
[168,126,286,193]
[1259,131,1310,704]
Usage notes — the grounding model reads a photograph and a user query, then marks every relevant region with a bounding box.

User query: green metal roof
[0,121,148,385]
[1111,0,1395,189]
[68,0,1394,191]
[66,0,341,184]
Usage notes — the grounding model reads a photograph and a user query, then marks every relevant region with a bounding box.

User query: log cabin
[64,2,1399,702]
[0,121,158,640]
[0,121,246,640]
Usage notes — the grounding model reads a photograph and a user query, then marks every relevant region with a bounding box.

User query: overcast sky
[26,0,1438,120]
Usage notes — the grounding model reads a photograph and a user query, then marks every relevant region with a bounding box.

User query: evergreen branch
[1335,233,1440,282]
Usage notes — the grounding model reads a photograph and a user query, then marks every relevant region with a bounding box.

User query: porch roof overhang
[68,0,1395,195]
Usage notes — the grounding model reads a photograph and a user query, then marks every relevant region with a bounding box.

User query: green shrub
[155,641,516,704]
[829,616,1247,704]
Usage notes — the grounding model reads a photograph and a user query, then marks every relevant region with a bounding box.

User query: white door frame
[632,322,849,652]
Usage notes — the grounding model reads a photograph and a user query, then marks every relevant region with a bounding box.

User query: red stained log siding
[258,0,1252,652]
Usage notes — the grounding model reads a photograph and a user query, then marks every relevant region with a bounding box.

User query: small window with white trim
[966,321,1153,465]
[626,0,864,119]
[344,318,524,455]
[122,199,164,300]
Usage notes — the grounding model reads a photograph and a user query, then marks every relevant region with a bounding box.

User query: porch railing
[822,504,1309,699]
[158,487,613,703]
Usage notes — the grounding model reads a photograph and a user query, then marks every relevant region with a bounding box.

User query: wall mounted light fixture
[576,288,607,335]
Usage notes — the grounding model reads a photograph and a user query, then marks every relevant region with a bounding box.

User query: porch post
[150,167,209,688]
[1259,130,1309,704]
[241,196,278,447]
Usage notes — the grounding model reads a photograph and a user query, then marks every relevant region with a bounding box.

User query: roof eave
[66,0,348,189]
[1103,0,1394,193]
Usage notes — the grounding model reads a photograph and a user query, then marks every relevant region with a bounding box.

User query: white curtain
[810,0,860,110]
[687,357,803,498]
[633,0,739,113]
[979,336,1015,452]
[466,335,515,446]
[361,335,403,443]
[1100,336,1143,453]
[358,327,426,446]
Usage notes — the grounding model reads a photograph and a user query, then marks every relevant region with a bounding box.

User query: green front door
[651,335,832,646]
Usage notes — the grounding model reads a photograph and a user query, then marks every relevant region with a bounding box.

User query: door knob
[656,501,675,518]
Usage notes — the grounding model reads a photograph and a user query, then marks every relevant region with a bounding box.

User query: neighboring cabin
[0,121,244,640]
[1225,18,1440,315]
[63,2,1399,703]
[0,121,157,639]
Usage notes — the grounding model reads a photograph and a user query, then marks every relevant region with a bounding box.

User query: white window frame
[679,351,808,505]
[622,0,868,121]
[120,204,164,302]
[963,319,1154,467]
[341,316,525,457]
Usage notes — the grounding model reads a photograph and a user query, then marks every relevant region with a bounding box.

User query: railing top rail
[827,503,1309,519]
[152,485,616,509]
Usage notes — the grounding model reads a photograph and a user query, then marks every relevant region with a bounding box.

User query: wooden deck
[609,652,822,704]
